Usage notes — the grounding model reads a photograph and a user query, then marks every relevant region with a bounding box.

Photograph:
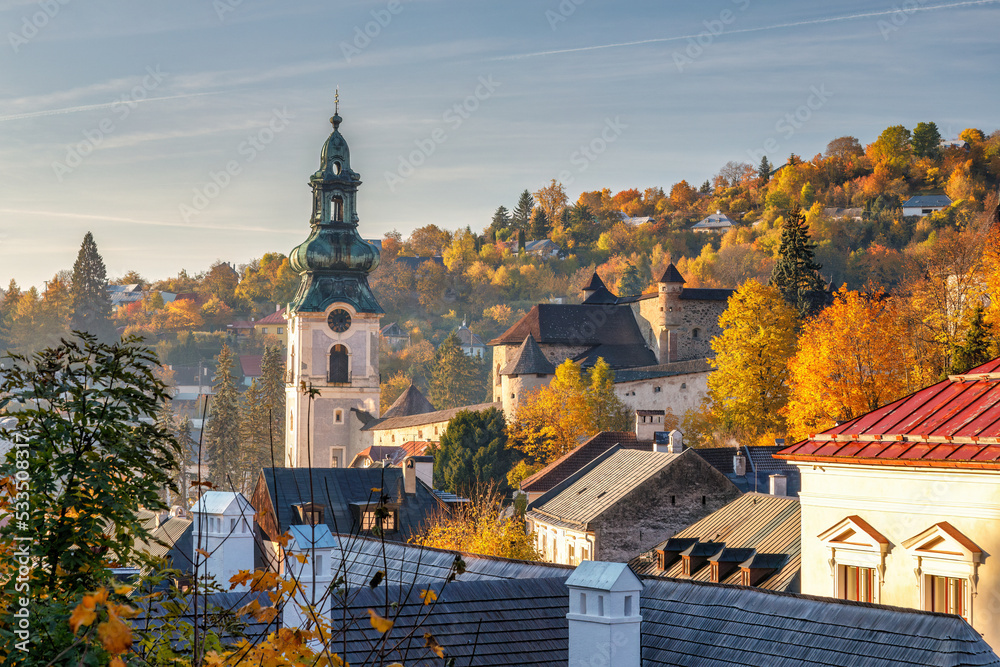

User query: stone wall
[593,450,741,563]
[616,370,709,419]
[633,294,727,363]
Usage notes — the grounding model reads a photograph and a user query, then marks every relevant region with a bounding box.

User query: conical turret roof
[581,272,607,291]
[381,384,436,419]
[500,334,556,376]
[658,263,686,284]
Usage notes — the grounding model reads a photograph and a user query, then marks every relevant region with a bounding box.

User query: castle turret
[499,334,555,417]
[657,263,685,363]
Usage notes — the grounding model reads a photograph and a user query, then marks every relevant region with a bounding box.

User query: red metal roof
[256,307,287,325]
[777,358,1000,469]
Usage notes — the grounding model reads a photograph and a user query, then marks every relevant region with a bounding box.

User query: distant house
[902,194,952,216]
[822,207,864,221]
[253,306,287,344]
[617,211,656,226]
[630,492,801,592]
[526,439,741,565]
[226,320,255,338]
[238,354,262,387]
[107,283,144,306]
[940,138,970,150]
[524,238,562,258]
[379,322,410,350]
[453,323,485,358]
[691,210,736,233]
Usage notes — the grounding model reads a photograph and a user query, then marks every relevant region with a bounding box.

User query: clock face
[327,309,351,333]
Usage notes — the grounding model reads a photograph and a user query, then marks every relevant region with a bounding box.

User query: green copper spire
[288,105,383,314]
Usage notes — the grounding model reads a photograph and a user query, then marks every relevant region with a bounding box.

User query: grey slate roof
[501,334,556,376]
[192,491,253,516]
[254,467,444,540]
[528,449,684,529]
[454,323,485,348]
[902,194,952,208]
[613,358,712,383]
[691,211,736,230]
[341,577,571,667]
[570,343,658,369]
[328,533,571,588]
[693,446,801,495]
[362,401,500,432]
[490,303,648,346]
[581,272,607,291]
[520,431,650,495]
[380,384,436,419]
[679,287,734,301]
[330,571,1000,666]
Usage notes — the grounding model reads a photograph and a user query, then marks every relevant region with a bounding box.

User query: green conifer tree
[912,121,942,159]
[259,345,286,466]
[204,343,241,488]
[758,155,773,182]
[769,206,826,318]
[430,407,512,495]
[952,305,993,374]
[529,207,550,240]
[70,232,116,342]
[428,332,488,409]
[512,190,534,231]
[238,379,271,494]
[619,262,644,297]
[491,205,511,234]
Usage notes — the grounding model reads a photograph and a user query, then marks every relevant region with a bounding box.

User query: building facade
[284,107,382,469]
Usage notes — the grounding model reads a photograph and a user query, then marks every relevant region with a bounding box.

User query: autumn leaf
[113,584,132,596]
[368,608,394,634]
[424,632,445,658]
[97,607,132,654]
[273,532,292,548]
[229,570,253,589]
[419,588,437,605]
[69,597,97,633]
[109,657,126,667]
[294,553,309,564]
[196,548,211,558]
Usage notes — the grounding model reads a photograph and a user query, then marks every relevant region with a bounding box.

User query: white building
[901,194,952,216]
[191,491,255,590]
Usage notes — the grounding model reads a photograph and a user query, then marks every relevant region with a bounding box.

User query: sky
[1,0,998,288]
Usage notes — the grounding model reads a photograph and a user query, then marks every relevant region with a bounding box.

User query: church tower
[285,101,382,469]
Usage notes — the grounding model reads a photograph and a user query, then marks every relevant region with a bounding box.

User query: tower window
[692,328,700,339]
[335,409,343,423]
[331,196,344,222]
[329,345,349,384]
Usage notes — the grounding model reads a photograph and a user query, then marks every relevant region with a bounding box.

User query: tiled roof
[630,493,801,592]
[327,533,572,588]
[255,307,286,325]
[330,568,1000,666]
[239,354,262,378]
[380,384,436,419]
[350,445,403,467]
[570,343,657,369]
[362,402,500,432]
[613,358,712,382]
[693,446,801,495]
[341,577,571,667]
[778,358,1000,469]
[501,334,556,376]
[254,467,444,540]
[520,431,649,494]
[528,449,684,528]
[691,211,736,229]
[679,287,733,301]
[454,324,485,348]
[902,194,952,207]
[490,303,648,346]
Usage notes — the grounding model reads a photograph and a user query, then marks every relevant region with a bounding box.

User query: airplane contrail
[0,209,300,234]
[0,91,225,123]
[493,0,999,61]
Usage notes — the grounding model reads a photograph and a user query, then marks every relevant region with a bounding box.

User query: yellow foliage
[368,608,394,634]
[420,588,438,605]
[786,287,919,440]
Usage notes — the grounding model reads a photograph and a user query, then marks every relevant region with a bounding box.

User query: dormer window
[293,502,325,526]
[903,522,983,623]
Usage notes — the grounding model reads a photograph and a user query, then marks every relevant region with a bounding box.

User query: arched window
[329,344,349,384]
[331,196,344,222]
[692,328,700,339]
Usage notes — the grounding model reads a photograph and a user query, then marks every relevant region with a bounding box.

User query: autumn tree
[786,287,918,440]
[825,136,863,160]
[204,343,241,487]
[0,334,180,662]
[708,282,798,441]
[509,358,631,464]
[866,124,912,176]
[770,206,827,318]
[410,483,541,560]
[427,332,488,409]
[70,231,116,343]
[430,407,513,494]
[951,304,993,374]
[533,179,568,223]
[380,371,413,408]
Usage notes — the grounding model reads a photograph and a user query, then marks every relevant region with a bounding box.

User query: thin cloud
[0,208,300,234]
[0,92,228,123]
[494,0,1000,61]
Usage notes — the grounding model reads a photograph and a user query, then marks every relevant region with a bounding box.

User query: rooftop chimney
[403,457,417,495]
[566,561,641,667]
[769,474,787,497]
[733,450,747,476]
[667,429,684,454]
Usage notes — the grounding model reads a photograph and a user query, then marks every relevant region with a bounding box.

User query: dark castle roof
[658,263,686,284]
[501,334,556,376]
[490,304,647,347]
[581,272,607,291]
[381,384,436,419]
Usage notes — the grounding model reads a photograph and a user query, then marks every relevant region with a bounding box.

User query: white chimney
[283,524,335,650]
[566,561,641,667]
[667,429,684,454]
[733,450,747,476]
[403,457,417,495]
[653,432,670,453]
[769,474,787,497]
[413,455,434,489]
